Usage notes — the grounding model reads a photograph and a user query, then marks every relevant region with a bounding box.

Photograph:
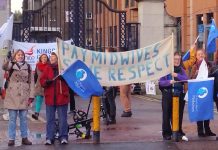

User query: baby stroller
[54,96,106,139]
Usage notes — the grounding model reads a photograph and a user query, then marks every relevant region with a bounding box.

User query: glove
[46,79,53,85]
[27,98,34,106]
[7,51,12,60]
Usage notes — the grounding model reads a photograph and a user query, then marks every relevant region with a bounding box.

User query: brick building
[165,0,217,55]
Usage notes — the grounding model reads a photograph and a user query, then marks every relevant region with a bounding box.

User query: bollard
[92,96,100,144]
[172,95,179,142]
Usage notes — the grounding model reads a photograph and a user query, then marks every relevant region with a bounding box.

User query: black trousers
[197,120,210,134]
[102,87,117,119]
[161,90,185,137]
[161,89,172,137]
[69,89,75,111]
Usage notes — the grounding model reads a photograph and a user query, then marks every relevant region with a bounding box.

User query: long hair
[12,49,25,62]
[38,54,49,63]
[174,51,185,68]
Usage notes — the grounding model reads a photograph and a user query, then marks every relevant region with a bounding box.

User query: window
[196,14,203,49]
[125,0,129,8]
[109,26,113,47]
[130,0,135,7]
[109,0,112,7]
[114,26,117,46]
[114,0,117,9]
[207,13,213,24]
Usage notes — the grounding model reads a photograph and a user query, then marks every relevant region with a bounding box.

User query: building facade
[165,0,217,54]
[135,0,177,50]
[0,0,11,26]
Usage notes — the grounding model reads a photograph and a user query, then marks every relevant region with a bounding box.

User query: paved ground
[1,94,218,150]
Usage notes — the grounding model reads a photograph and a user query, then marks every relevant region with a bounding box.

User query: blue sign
[61,60,104,99]
[188,79,214,122]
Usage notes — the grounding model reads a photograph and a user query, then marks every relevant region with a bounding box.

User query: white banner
[0,14,13,87]
[12,40,71,70]
[57,36,173,86]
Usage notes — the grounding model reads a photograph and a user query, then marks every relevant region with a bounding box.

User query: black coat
[209,65,218,100]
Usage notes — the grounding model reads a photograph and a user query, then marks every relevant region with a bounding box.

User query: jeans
[8,109,28,140]
[46,104,68,141]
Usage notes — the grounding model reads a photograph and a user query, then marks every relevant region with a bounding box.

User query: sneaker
[45,139,52,145]
[121,111,132,117]
[181,135,189,141]
[3,113,9,121]
[22,138,32,145]
[8,140,15,146]
[61,139,68,145]
[32,113,39,120]
[163,136,171,141]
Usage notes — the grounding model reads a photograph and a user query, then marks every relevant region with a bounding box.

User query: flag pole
[56,38,62,94]
[171,33,174,74]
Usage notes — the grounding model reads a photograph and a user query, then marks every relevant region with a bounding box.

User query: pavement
[1,94,218,150]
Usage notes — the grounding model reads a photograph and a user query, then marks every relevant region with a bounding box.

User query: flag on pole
[61,60,104,99]
[207,19,218,53]
[188,78,214,122]
[182,36,199,61]
[182,50,190,61]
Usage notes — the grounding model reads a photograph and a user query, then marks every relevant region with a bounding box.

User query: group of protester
[1,49,133,146]
[3,43,218,146]
[2,50,69,146]
[159,44,218,141]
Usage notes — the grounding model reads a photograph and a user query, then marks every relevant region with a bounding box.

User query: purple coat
[159,68,188,87]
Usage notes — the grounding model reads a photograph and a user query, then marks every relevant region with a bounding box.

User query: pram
[55,96,107,139]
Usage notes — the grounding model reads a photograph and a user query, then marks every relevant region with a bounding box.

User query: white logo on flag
[197,87,208,99]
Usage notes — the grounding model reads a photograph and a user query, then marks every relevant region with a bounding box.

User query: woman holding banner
[40,52,70,145]
[159,52,188,140]
[190,49,216,137]
[32,54,49,120]
[2,49,34,146]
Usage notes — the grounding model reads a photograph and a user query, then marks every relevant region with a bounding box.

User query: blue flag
[182,50,190,61]
[61,60,103,99]
[207,19,218,53]
[188,78,214,122]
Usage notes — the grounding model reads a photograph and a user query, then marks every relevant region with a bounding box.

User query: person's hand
[172,73,178,78]
[191,42,197,50]
[27,98,34,106]
[46,79,53,85]
[6,51,12,60]
[170,80,175,84]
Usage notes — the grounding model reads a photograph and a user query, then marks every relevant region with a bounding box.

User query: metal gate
[13,0,129,51]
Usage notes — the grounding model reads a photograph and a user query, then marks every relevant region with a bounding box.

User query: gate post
[92,96,100,144]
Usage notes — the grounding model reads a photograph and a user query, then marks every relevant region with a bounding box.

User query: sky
[11,0,23,13]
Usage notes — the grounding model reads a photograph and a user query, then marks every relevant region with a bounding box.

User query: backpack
[4,62,31,89]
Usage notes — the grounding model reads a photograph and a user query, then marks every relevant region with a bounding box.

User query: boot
[22,138,32,145]
[204,120,216,136]
[8,140,15,146]
[197,121,205,137]
[32,112,39,120]
[108,115,116,124]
